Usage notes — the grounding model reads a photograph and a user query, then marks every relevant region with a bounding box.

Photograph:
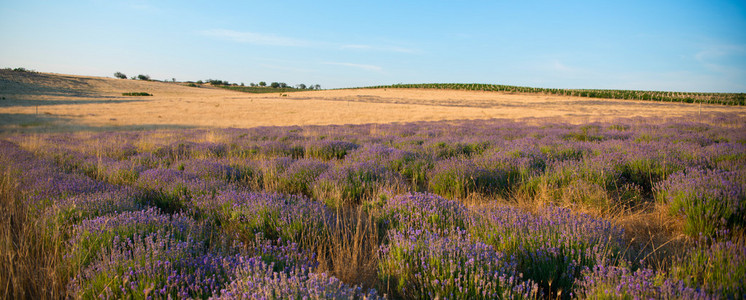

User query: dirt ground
[2,70,744,133]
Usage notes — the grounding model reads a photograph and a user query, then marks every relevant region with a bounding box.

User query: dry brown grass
[313,207,381,290]
[2,70,744,134]
[0,171,67,299]
[614,204,690,270]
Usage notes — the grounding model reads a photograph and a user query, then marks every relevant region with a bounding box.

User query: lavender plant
[379,192,468,232]
[656,167,746,237]
[305,140,359,160]
[192,191,330,244]
[312,161,403,207]
[137,167,223,212]
[260,157,329,197]
[428,157,503,200]
[575,265,709,299]
[64,208,206,275]
[378,228,541,299]
[67,232,239,299]
[219,257,380,299]
[469,205,624,297]
[670,239,746,298]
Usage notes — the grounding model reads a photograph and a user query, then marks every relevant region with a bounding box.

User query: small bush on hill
[122,92,152,96]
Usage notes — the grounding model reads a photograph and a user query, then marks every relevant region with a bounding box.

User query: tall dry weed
[313,206,381,290]
[0,171,67,299]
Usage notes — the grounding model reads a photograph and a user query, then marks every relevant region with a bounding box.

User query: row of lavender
[2,113,744,298]
[17,114,746,237]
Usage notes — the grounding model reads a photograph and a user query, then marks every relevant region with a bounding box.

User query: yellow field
[2,70,744,133]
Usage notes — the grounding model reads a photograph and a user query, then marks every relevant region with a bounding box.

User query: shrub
[656,168,746,237]
[305,140,358,160]
[121,92,152,96]
[469,205,624,297]
[218,257,379,299]
[670,239,746,298]
[312,161,402,207]
[113,72,127,79]
[192,191,329,244]
[576,265,708,299]
[261,157,328,197]
[379,192,468,232]
[428,158,504,200]
[67,232,236,299]
[63,208,204,282]
[348,145,432,191]
[259,141,304,158]
[576,239,746,299]
[136,168,222,213]
[378,228,540,299]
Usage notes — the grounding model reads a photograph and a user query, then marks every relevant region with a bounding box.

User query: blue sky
[1,1,745,92]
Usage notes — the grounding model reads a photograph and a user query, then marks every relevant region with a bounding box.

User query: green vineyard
[362,83,746,106]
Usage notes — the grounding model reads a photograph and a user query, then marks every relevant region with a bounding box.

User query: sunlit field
[4,0,746,298]
[2,112,744,299]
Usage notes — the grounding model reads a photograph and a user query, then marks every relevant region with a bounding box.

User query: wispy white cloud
[694,44,746,61]
[323,62,382,72]
[198,29,315,47]
[694,44,746,75]
[340,44,418,54]
[694,45,746,82]
[258,64,313,73]
[340,44,372,50]
[550,60,576,73]
[530,59,587,78]
[198,28,418,54]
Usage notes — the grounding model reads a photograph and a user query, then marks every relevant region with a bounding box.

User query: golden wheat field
[3,69,743,133]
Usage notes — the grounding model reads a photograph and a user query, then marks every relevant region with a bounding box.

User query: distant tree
[172,78,176,82]
[114,72,127,79]
[270,82,280,88]
[314,84,321,90]
[240,82,244,86]
[250,83,256,87]
[208,79,229,85]
[137,74,150,80]
[259,81,267,87]
[297,83,307,89]
[279,82,288,88]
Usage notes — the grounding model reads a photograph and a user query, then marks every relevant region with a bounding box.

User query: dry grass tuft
[313,206,381,290]
[615,204,689,270]
[0,171,67,299]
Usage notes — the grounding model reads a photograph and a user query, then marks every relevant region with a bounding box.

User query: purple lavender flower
[469,204,624,297]
[378,227,540,299]
[656,167,746,237]
[576,265,710,299]
[380,192,468,231]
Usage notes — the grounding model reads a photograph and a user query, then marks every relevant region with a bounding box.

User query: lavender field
[2,113,745,299]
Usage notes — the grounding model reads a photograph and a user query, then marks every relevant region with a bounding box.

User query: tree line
[113,72,320,90]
